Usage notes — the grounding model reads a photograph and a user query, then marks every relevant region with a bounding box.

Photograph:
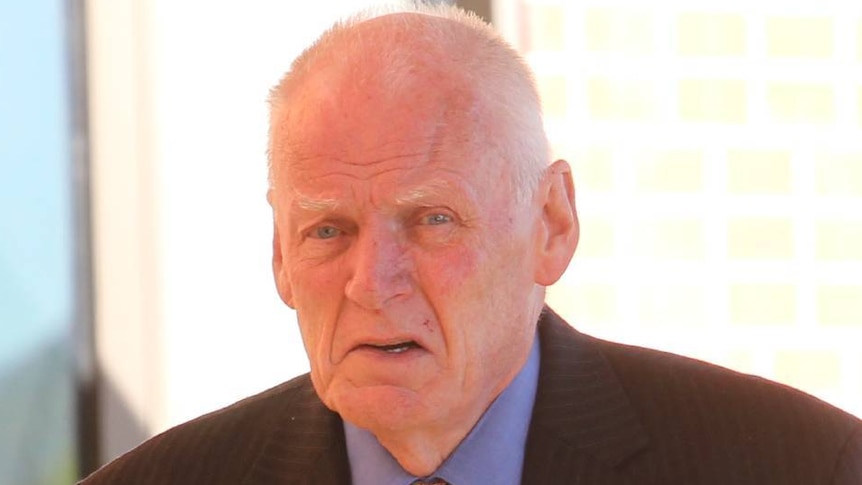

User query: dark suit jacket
[81,308,862,484]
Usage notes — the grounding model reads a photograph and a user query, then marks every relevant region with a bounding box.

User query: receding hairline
[266,3,551,202]
[269,5,500,100]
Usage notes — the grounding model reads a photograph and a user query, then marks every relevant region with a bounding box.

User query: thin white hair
[267,1,551,203]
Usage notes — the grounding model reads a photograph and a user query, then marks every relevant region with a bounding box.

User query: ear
[533,159,579,286]
[272,218,295,309]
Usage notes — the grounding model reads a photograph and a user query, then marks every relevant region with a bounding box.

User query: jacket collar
[521,308,649,483]
[242,380,351,485]
[242,307,649,485]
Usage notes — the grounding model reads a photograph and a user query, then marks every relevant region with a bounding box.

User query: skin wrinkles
[289,174,482,261]
[272,137,470,197]
[268,12,579,477]
[280,159,477,212]
[277,137,535,467]
[286,170,484,265]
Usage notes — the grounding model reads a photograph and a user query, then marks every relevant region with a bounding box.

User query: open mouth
[360,341,420,354]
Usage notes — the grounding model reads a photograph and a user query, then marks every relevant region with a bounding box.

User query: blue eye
[313,226,341,239]
[423,213,452,225]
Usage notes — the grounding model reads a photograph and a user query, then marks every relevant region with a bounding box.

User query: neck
[374,410,484,476]
[364,306,544,476]
[371,354,530,476]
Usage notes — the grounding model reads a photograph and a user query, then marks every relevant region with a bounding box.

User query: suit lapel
[242,380,351,485]
[239,308,648,485]
[521,308,649,484]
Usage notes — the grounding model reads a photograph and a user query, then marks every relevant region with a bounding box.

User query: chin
[328,384,439,432]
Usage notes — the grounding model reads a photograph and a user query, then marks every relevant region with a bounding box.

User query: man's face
[268,71,547,436]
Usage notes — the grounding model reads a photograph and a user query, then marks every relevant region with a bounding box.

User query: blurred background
[0,0,860,482]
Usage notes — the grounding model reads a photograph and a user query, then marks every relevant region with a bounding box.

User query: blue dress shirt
[344,335,541,485]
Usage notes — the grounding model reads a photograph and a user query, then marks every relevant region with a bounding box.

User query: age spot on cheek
[422,319,432,332]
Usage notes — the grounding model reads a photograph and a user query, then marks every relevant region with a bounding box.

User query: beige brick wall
[775,350,842,392]
[859,20,862,60]
[730,284,797,325]
[816,153,862,196]
[585,8,652,54]
[588,78,654,120]
[678,13,746,57]
[576,218,615,258]
[817,286,862,326]
[636,150,703,192]
[727,150,792,193]
[638,284,706,328]
[517,0,862,418]
[536,75,567,119]
[547,283,618,324]
[633,219,705,259]
[859,86,862,125]
[679,79,747,123]
[572,147,614,192]
[727,217,794,259]
[767,83,834,123]
[767,17,833,58]
[526,5,565,51]
[817,221,862,260]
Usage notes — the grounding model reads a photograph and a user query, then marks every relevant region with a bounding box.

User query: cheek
[417,245,482,299]
[289,263,347,369]
[290,255,348,311]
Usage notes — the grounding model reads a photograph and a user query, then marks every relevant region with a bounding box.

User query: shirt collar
[344,334,541,485]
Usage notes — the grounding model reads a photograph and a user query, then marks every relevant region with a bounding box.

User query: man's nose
[344,226,412,310]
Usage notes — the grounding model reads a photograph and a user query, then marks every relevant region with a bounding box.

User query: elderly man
[82,4,861,485]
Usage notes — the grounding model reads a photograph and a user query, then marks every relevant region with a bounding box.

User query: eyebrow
[293,195,339,212]
[393,179,472,206]
[288,178,473,213]
[393,184,446,206]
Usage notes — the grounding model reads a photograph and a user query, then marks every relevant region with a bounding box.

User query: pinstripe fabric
[522,308,862,485]
[80,308,862,484]
[79,374,350,485]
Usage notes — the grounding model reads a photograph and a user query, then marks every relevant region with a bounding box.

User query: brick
[537,75,567,119]
[859,20,862,60]
[817,285,862,326]
[816,153,862,195]
[817,221,862,260]
[577,218,615,258]
[767,17,833,58]
[727,217,794,259]
[727,150,792,193]
[679,79,747,123]
[633,219,705,259]
[774,350,841,391]
[636,150,703,192]
[767,83,834,123]
[678,13,746,56]
[547,283,617,323]
[588,78,654,120]
[574,147,614,191]
[638,284,706,327]
[585,8,653,54]
[526,5,566,52]
[730,284,797,325]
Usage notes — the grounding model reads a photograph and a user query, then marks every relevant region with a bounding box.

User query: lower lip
[342,346,432,385]
[351,345,425,360]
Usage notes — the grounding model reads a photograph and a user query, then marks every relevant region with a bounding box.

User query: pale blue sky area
[0,0,74,371]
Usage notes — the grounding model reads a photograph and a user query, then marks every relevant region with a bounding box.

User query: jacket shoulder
[79,374,315,484]
[594,337,862,482]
